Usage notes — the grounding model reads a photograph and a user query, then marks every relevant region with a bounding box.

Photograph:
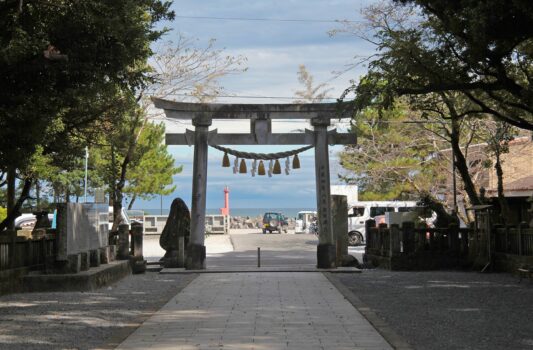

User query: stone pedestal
[317,244,336,269]
[55,254,82,274]
[130,256,147,274]
[162,250,180,268]
[90,249,101,267]
[80,252,90,271]
[186,244,206,270]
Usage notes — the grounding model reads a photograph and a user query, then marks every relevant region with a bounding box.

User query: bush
[0,207,6,222]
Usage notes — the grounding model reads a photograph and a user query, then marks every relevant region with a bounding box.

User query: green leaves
[340,101,448,201]
[124,122,181,201]
[357,0,533,130]
[0,0,174,174]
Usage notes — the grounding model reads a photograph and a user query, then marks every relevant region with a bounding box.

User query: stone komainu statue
[159,198,190,267]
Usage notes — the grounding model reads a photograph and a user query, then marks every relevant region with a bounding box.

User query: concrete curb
[160,267,362,274]
[324,272,414,350]
[23,260,132,293]
[97,273,199,350]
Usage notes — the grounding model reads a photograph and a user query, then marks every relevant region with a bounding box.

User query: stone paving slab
[116,272,391,350]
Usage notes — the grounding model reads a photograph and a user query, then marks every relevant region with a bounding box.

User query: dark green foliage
[0,0,174,229]
[0,0,174,172]
[348,0,533,130]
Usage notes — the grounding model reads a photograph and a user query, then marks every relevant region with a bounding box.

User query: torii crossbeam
[153,97,356,269]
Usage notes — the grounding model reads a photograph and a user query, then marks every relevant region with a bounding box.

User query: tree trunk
[6,167,16,230]
[110,144,121,232]
[127,194,137,210]
[418,191,458,228]
[494,151,511,223]
[450,117,481,206]
[0,178,33,232]
[35,180,40,211]
[112,116,145,230]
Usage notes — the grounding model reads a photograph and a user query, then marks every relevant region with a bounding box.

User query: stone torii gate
[153,98,356,270]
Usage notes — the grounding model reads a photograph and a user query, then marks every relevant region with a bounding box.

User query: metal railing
[143,214,229,235]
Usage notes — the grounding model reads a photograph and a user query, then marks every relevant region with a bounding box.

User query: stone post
[364,219,376,257]
[131,223,143,258]
[331,195,348,267]
[117,224,129,260]
[312,118,335,269]
[188,115,212,270]
[130,222,146,273]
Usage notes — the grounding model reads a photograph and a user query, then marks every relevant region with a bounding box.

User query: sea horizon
[138,207,316,218]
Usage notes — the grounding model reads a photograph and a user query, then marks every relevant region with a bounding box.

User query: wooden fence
[365,221,471,258]
[494,225,533,256]
[0,235,55,271]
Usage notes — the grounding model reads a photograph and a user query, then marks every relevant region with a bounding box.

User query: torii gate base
[153,98,356,269]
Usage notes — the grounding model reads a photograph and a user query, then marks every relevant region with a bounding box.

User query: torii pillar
[188,114,211,269]
[152,97,356,270]
[312,118,336,268]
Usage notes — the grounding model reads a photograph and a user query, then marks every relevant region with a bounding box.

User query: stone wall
[56,203,108,262]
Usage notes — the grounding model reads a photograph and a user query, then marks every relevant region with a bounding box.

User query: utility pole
[84,146,88,203]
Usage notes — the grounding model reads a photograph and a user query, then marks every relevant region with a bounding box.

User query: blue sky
[133,0,378,211]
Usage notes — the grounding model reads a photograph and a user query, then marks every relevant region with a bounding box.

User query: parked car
[262,212,288,234]
[14,212,55,230]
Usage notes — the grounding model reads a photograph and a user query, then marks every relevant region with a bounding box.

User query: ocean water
[141,208,315,219]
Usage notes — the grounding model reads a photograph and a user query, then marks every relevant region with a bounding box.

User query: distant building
[442,136,533,224]
[484,137,533,224]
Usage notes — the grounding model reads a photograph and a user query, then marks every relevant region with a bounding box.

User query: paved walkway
[116,272,392,350]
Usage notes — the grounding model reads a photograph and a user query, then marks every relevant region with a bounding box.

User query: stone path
[116,272,392,350]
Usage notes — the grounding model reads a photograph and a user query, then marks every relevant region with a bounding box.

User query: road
[210,230,318,268]
[143,229,364,268]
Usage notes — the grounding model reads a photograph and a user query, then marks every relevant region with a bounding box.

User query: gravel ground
[0,271,197,350]
[334,269,533,350]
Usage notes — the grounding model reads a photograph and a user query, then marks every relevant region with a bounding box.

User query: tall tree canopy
[0,0,174,171]
[341,0,533,130]
[0,0,174,229]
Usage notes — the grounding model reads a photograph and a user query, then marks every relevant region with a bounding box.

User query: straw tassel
[239,159,247,174]
[258,160,266,175]
[251,159,257,177]
[233,157,238,174]
[273,159,281,174]
[222,152,230,167]
[292,154,300,169]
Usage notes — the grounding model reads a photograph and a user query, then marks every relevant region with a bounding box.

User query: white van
[347,201,419,245]
[295,211,317,234]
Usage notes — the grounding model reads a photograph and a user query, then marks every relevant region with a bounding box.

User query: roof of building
[486,175,533,197]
